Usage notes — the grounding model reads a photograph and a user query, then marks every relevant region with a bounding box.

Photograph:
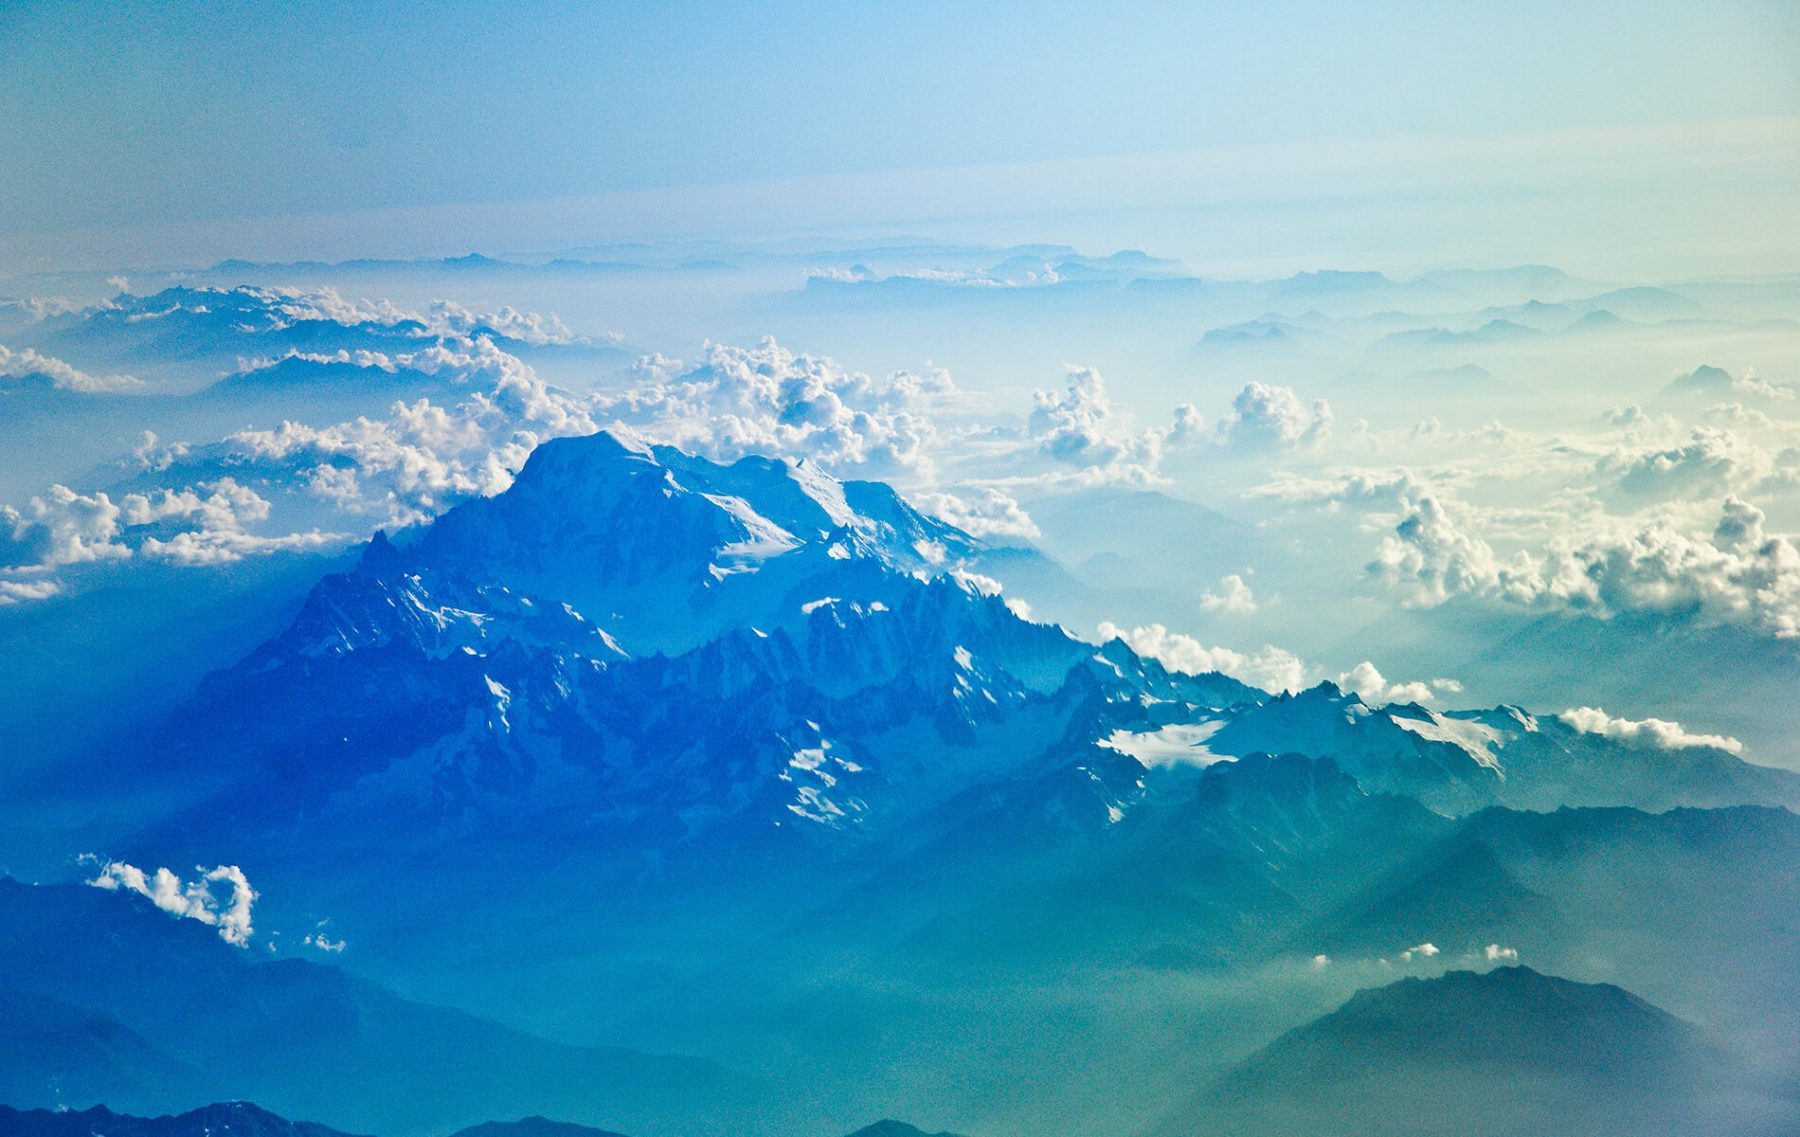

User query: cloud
[0,342,141,392]
[1398,942,1440,963]
[1200,573,1258,614]
[1335,660,1442,706]
[1606,427,1764,499]
[86,859,258,946]
[0,485,129,568]
[424,299,581,346]
[1482,944,1519,964]
[1027,366,1202,483]
[1369,494,1545,607]
[596,338,953,480]
[303,920,346,953]
[1556,706,1743,753]
[1,478,335,575]
[208,342,596,524]
[0,578,61,605]
[2,325,601,605]
[910,486,1040,540]
[1098,620,1307,694]
[1214,382,1333,449]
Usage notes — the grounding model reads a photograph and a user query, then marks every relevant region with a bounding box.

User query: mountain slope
[1170,967,1766,1137]
[0,878,765,1137]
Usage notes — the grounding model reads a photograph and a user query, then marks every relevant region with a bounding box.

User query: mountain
[43,430,1800,1135]
[1299,804,1800,1055]
[840,1124,971,1137]
[1170,967,1758,1137]
[0,987,214,1116]
[447,1120,631,1137]
[0,1102,367,1137]
[1203,684,1800,814]
[116,432,1260,901]
[0,878,765,1137]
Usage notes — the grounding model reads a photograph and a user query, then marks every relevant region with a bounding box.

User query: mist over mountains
[3,246,1799,1137]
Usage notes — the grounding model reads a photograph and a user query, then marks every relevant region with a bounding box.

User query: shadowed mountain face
[1171,967,1772,1137]
[0,879,767,1137]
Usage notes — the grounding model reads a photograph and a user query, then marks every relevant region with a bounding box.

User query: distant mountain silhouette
[1166,966,1762,1137]
[0,1101,367,1137]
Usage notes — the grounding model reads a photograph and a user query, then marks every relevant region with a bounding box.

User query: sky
[4,0,1798,275]
[5,2,1800,760]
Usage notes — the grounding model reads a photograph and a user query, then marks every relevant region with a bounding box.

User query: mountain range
[4,429,1797,1135]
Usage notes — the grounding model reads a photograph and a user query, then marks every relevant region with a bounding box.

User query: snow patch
[1099,720,1232,768]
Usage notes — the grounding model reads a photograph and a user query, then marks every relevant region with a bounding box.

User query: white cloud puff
[1027,366,1202,483]
[1335,660,1441,706]
[1200,573,1258,614]
[1556,706,1743,753]
[1214,382,1333,449]
[87,859,258,946]
[1097,621,1307,694]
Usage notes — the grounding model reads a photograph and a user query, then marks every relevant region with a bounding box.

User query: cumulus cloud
[211,341,596,525]
[1200,573,1258,614]
[910,486,1040,540]
[1027,366,1202,483]
[86,859,258,946]
[1098,621,1307,694]
[1606,427,1764,499]
[0,485,129,568]
[1556,706,1743,753]
[1335,661,1443,706]
[424,299,580,346]
[0,342,141,392]
[1482,944,1519,964]
[596,338,952,480]
[1370,493,1800,639]
[1398,942,1440,963]
[1214,382,1333,449]
[0,478,334,575]
[1369,494,1545,607]
[1,333,599,606]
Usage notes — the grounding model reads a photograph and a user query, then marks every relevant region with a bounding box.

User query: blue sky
[4,0,1797,272]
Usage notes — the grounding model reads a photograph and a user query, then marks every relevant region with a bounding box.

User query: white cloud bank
[1098,621,1307,694]
[596,338,953,480]
[1556,706,1743,753]
[1372,493,1800,639]
[0,343,141,392]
